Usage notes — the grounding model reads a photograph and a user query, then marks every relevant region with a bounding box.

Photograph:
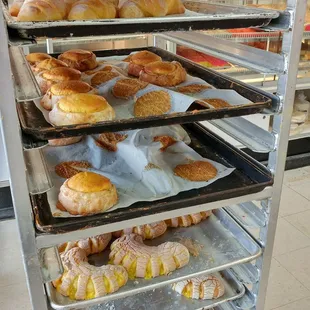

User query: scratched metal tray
[45,209,253,309]
[2,0,279,39]
[16,46,278,142]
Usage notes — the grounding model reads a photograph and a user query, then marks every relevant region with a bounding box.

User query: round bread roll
[112,78,148,99]
[41,80,97,110]
[58,171,118,215]
[58,49,98,72]
[33,58,68,74]
[48,136,83,147]
[49,93,115,126]
[90,71,119,87]
[177,84,212,94]
[140,61,186,87]
[128,51,162,77]
[26,53,52,71]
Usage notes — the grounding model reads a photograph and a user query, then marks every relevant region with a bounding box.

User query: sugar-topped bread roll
[33,58,68,74]
[58,171,118,215]
[26,53,52,71]
[49,93,115,126]
[165,211,212,228]
[41,80,97,110]
[128,51,162,77]
[58,49,98,72]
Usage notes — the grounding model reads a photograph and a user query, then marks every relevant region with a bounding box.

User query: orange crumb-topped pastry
[112,78,148,99]
[202,98,231,109]
[128,51,162,77]
[154,135,177,151]
[177,84,212,94]
[166,211,212,228]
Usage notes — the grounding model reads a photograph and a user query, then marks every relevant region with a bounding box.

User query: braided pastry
[165,211,211,228]
[109,233,190,279]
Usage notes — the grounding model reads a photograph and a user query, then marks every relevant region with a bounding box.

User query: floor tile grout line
[271,296,310,310]
[280,208,310,218]
[273,244,310,259]
[281,217,310,240]
[286,183,310,202]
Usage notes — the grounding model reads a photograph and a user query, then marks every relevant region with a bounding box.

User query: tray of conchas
[16,47,278,142]
[2,0,279,39]
[45,209,252,309]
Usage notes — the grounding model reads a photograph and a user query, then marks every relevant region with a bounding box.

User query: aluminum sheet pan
[46,209,254,309]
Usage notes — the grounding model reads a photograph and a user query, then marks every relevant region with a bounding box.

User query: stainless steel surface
[39,247,63,283]
[35,187,272,249]
[24,148,53,195]
[231,263,260,285]
[232,285,256,309]
[209,117,276,153]
[9,46,42,102]
[158,31,285,74]
[47,269,244,310]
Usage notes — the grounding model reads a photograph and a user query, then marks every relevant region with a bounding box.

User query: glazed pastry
[55,160,92,179]
[9,0,24,17]
[177,84,212,94]
[49,93,115,126]
[119,0,185,18]
[58,49,98,72]
[110,234,190,279]
[165,211,212,228]
[140,61,187,87]
[68,0,118,20]
[134,90,171,117]
[174,160,217,182]
[58,233,112,255]
[95,133,128,152]
[33,58,68,74]
[48,137,83,147]
[58,171,118,215]
[41,80,97,110]
[153,135,177,151]
[128,51,162,77]
[53,247,128,300]
[37,67,81,94]
[112,78,148,99]
[172,274,225,300]
[202,98,231,109]
[113,221,167,240]
[26,53,51,71]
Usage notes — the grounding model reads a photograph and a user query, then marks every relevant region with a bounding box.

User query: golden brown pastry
[58,233,112,255]
[41,80,96,110]
[90,71,119,87]
[17,0,68,21]
[174,160,217,182]
[58,49,98,72]
[95,133,128,152]
[109,234,190,279]
[48,137,83,147]
[9,0,24,17]
[202,98,231,109]
[154,135,177,151]
[140,61,187,87]
[165,211,212,228]
[49,93,115,126]
[134,90,171,117]
[33,58,68,74]
[58,171,118,215]
[26,53,52,71]
[113,221,167,240]
[119,0,185,18]
[37,67,81,94]
[112,78,148,99]
[177,84,212,94]
[68,0,118,20]
[172,274,225,300]
[55,161,92,179]
[53,247,128,300]
[128,51,162,77]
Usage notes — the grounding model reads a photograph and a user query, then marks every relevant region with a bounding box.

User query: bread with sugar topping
[128,51,162,77]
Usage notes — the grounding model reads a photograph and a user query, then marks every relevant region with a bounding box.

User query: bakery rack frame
[0,0,306,309]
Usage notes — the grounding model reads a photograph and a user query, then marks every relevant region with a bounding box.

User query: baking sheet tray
[32,123,273,233]
[17,47,278,142]
[45,209,254,309]
[2,0,279,39]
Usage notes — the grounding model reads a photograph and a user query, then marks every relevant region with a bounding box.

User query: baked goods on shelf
[95,133,128,152]
[109,233,190,279]
[58,171,118,215]
[41,80,97,110]
[166,211,212,227]
[119,0,185,18]
[113,221,167,240]
[177,84,211,94]
[174,160,217,182]
[112,78,148,99]
[128,51,162,77]
[33,58,68,74]
[58,49,98,72]
[154,135,177,151]
[49,93,115,126]
[59,233,112,255]
[202,98,231,109]
[9,0,24,17]
[55,161,93,178]
[90,71,120,87]
[134,90,171,117]
[53,247,128,300]
[49,136,83,147]
[26,53,52,71]
[172,274,225,300]
[139,61,186,87]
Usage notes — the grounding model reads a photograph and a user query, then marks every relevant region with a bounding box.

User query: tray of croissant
[32,122,272,233]
[16,47,278,142]
[2,0,279,39]
[45,208,254,308]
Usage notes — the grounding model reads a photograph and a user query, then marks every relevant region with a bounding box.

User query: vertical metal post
[256,1,307,309]
[0,14,49,310]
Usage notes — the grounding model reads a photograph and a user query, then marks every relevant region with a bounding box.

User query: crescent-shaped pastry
[53,247,128,300]
[165,211,212,228]
[109,234,190,279]
[128,51,162,77]
[172,274,225,300]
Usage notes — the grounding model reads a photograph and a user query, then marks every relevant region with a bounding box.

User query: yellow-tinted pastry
[26,52,52,71]
[128,51,162,77]
[165,211,212,228]
[34,58,68,74]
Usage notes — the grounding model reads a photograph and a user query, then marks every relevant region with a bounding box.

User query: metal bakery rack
[0,0,305,309]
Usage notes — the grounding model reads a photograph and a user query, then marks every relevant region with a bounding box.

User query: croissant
[53,247,128,300]
[165,211,212,228]
[113,221,167,240]
[119,0,185,18]
[17,0,68,21]
[109,234,190,279]
[68,0,118,20]
[58,233,112,256]
[9,0,24,17]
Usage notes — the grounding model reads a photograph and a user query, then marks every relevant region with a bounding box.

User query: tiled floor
[2,168,310,309]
